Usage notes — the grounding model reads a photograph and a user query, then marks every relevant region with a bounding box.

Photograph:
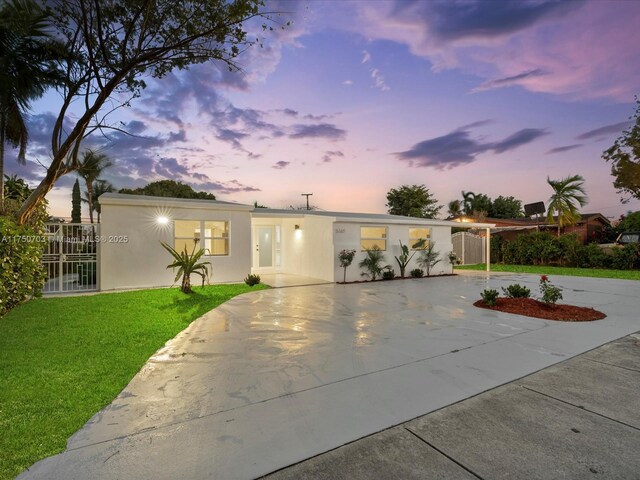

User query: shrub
[410,268,424,278]
[502,283,531,298]
[448,251,460,266]
[244,273,261,286]
[382,267,395,280]
[359,247,386,281]
[417,242,441,276]
[0,216,46,316]
[539,275,563,305]
[480,288,499,306]
[394,240,423,278]
[610,244,640,270]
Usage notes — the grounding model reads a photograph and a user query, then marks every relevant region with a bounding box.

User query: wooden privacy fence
[452,231,486,265]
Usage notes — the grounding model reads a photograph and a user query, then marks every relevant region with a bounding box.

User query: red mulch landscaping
[474,297,606,322]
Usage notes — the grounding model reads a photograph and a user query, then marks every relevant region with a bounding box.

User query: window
[174,220,229,256]
[409,227,430,250]
[360,226,387,251]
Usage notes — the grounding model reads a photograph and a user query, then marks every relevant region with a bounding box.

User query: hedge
[0,216,46,317]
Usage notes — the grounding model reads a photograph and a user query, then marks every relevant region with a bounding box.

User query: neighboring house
[452,213,610,244]
[98,193,493,290]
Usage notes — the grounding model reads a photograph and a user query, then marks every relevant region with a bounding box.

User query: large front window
[409,227,430,250]
[360,226,387,251]
[174,220,229,256]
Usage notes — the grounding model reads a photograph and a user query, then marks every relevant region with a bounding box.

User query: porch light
[295,224,300,230]
[157,216,170,225]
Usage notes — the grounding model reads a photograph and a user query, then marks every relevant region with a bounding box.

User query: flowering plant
[338,249,356,283]
[539,275,563,305]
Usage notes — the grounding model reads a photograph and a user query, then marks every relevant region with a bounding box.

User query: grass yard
[457,264,640,280]
[0,283,268,480]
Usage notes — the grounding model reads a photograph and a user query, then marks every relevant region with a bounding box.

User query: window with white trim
[174,220,229,256]
[409,227,430,250]
[360,226,387,251]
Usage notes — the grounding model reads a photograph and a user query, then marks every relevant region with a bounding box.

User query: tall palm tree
[77,150,112,223]
[82,180,113,223]
[461,191,476,215]
[0,0,63,208]
[546,174,588,235]
[447,199,462,219]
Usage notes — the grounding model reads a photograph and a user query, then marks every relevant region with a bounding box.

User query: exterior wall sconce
[295,224,300,230]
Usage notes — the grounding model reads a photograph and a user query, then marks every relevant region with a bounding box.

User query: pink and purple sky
[8,0,640,219]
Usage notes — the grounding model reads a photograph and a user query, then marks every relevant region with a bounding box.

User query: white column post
[486,227,491,272]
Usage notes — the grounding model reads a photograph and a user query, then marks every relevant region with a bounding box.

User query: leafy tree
[461,191,492,217]
[0,0,64,209]
[83,180,113,223]
[120,180,216,200]
[3,174,30,201]
[77,150,112,224]
[546,174,588,234]
[386,184,441,218]
[491,195,524,218]
[617,211,640,232]
[17,0,283,224]
[603,98,640,202]
[71,178,81,223]
[447,199,462,219]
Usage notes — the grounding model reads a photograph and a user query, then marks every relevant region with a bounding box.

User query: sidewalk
[263,332,640,480]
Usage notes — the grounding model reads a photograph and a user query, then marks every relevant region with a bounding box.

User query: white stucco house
[98,193,493,291]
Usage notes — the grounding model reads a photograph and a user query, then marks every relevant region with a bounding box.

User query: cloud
[361,50,371,63]
[340,0,638,101]
[272,160,290,169]
[343,79,353,86]
[154,157,190,178]
[217,128,250,150]
[197,179,260,193]
[492,128,549,154]
[322,150,345,163]
[470,69,546,93]
[395,124,548,169]
[371,68,390,91]
[282,108,299,117]
[289,123,347,140]
[576,121,633,141]
[546,144,583,155]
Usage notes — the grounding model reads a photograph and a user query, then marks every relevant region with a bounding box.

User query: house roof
[253,208,495,228]
[451,213,610,227]
[98,193,254,211]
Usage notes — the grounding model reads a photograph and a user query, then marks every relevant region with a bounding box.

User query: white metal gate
[42,223,99,293]
[452,232,486,265]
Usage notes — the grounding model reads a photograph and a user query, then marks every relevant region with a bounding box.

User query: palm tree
[77,150,112,223]
[82,180,113,223]
[447,199,462,219]
[0,0,64,208]
[546,174,588,235]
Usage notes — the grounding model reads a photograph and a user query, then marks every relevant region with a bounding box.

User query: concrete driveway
[20,272,640,479]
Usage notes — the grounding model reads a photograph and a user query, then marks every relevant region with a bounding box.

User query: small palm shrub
[359,247,386,281]
[161,242,211,294]
[382,267,395,280]
[410,268,424,278]
[480,289,499,306]
[539,275,562,305]
[502,283,531,298]
[244,274,261,286]
[417,242,441,276]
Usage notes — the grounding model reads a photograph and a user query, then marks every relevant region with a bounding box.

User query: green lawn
[457,264,640,280]
[0,283,268,480]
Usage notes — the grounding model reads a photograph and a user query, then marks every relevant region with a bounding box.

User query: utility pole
[301,193,313,210]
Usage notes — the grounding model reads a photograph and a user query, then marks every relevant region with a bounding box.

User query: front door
[254,226,274,270]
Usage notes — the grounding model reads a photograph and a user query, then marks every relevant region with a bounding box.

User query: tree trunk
[0,120,5,210]
[86,181,94,224]
[181,274,192,294]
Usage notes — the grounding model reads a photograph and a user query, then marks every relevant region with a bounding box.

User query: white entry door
[254,226,274,270]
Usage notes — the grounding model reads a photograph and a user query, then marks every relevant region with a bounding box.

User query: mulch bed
[473,297,606,322]
[337,274,456,284]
